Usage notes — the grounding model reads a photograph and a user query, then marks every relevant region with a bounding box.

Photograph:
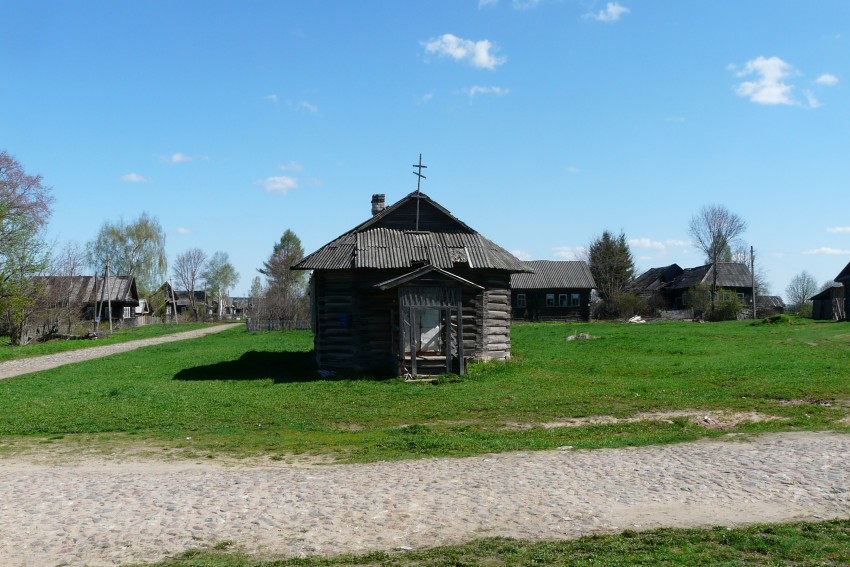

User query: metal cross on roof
[412,153,427,230]
[412,153,427,193]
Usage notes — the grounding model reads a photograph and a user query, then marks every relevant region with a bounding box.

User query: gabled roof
[809,283,843,301]
[294,191,528,272]
[34,275,140,305]
[757,295,786,308]
[376,264,484,291]
[666,263,754,290]
[510,260,595,290]
[630,264,683,293]
[834,261,850,283]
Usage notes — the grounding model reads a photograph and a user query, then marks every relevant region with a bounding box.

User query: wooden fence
[245,319,311,332]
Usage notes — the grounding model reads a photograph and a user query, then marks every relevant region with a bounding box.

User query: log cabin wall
[310,268,512,373]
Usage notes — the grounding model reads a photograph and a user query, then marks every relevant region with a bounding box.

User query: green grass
[0,319,848,461]
[0,321,231,362]
[137,519,850,566]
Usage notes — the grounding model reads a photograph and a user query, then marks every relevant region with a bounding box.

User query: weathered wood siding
[310,268,512,373]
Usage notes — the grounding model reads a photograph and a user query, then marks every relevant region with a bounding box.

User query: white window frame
[545,293,555,307]
[571,293,581,306]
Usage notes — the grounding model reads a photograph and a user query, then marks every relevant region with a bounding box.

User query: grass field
[0,317,847,462]
[137,519,850,566]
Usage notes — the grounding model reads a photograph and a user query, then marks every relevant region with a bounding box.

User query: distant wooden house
[631,262,755,314]
[293,191,529,376]
[754,295,786,318]
[35,275,141,323]
[160,282,213,318]
[510,260,595,322]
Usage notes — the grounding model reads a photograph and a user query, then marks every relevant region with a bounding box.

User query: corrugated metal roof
[294,192,528,272]
[34,275,140,305]
[510,260,595,289]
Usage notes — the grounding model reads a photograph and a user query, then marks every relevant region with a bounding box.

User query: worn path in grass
[0,431,847,566]
[0,323,242,380]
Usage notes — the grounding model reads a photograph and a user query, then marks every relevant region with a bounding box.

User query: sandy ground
[0,431,847,566]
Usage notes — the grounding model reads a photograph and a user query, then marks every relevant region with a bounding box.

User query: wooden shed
[293,191,529,376]
[831,261,850,320]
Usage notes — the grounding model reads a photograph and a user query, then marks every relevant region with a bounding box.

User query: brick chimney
[371,194,386,216]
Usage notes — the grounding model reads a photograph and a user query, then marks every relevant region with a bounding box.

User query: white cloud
[420,92,434,104]
[423,34,506,70]
[513,0,540,9]
[734,56,796,105]
[164,152,193,164]
[263,94,279,103]
[279,161,303,172]
[630,238,665,250]
[565,166,581,174]
[827,226,850,233]
[553,246,586,260]
[804,90,821,108]
[511,249,532,261]
[584,2,630,22]
[478,0,498,7]
[176,228,191,235]
[802,247,850,255]
[463,85,510,98]
[259,176,298,194]
[298,101,318,113]
[120,173,149,183]
[816,73,839,86]
[665,239,691,247]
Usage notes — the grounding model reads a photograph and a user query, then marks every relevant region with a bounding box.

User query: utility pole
[106,256,113,333]
[751,245,756,319]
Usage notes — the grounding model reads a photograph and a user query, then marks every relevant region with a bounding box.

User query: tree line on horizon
[1,149,832,344]
[0,149,308,345]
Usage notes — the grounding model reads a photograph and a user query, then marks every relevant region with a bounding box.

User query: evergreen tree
[588,230,635,318]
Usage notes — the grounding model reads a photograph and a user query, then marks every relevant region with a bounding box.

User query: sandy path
[0,431,847,566]
[0,324,241,380]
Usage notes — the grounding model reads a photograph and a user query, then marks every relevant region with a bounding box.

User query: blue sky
[2,1,848,300]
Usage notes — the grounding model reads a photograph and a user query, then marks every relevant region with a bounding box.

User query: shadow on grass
[173,351,395,383]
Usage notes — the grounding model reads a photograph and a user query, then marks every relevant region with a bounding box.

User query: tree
[587,230,635,319]
[786,271,818,316]
[48,241,88,334]
[172,248,207,317]
[688,204,747,312]
[203,251,239,318]
[258,229,308,321]
[87,212,167,295]
[0,151,53,344]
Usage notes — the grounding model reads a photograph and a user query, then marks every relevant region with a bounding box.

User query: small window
[571,293,581,306]
[123,306,132,319]
[559,294,568,307]
[516,293,526,308]
[737,293,745,300]
[546,293,555,307]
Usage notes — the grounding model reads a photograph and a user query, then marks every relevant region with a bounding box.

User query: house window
[123,306,132,319]
[559,294,568,307]
[516,293,526,308]
[571,293,581,306]
[737,293,745,300]
[546,293,555,307]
